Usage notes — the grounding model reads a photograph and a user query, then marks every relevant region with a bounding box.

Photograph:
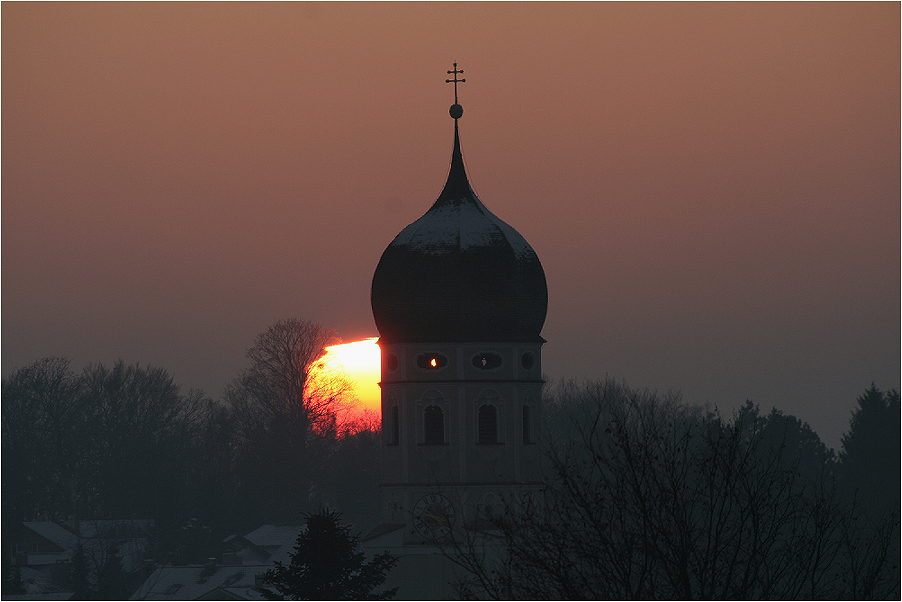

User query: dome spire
[371,62,547,344]
[438,63,471,203]
[446,62,465,120]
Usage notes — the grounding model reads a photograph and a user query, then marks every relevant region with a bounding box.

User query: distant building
[364,68,548,599]
[4,520,153,598]
[7,522,79,568]
[130,524,302,601]
[131,562,268,601]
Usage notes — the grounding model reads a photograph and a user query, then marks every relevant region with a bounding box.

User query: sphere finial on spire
[446,62,465,119]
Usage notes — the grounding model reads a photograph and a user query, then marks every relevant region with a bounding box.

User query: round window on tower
[521,353,535,370]
[384,353,399,371]
[472,352,503,370]
[416,353,448,370]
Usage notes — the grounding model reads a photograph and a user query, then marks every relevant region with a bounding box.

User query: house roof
[72,519,154,538]
[22,522,78,552]
[129,564,270,601]
[242,525,301,549]
[361,523,405,542]
[196,586,269,601]
[3,594,74,601]
[132,525,305,600]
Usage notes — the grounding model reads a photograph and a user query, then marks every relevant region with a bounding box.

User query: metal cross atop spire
[446,63,465,104]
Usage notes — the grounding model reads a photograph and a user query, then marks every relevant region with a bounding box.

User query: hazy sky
[3,2,898,448]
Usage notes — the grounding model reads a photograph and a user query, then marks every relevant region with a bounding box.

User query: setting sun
[318,337,381,415]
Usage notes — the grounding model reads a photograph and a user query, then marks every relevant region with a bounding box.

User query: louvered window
[424,405,444,444]
[478,404,498,444]
[388,405,399,445]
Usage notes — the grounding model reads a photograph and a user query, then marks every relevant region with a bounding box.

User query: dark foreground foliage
[2,320,382,597]
[447,380,899,600]
[839,384,901,521]
[3,326,898,599]
[259,509,397,601]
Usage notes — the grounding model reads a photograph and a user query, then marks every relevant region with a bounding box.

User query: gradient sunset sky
[3,2,898,448]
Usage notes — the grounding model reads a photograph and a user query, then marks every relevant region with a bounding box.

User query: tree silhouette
[259,508,397,600]
[1,338,390,597]
[1,341,384,578]
[94,544,128,601]
[78,360,203,520]
[8,564,25,596]
[840,384,901,518]
[2,357,83,522]
[230,318,351,436]
[70,539,91,600]
[225,319,354,522]
[447,380,899,600]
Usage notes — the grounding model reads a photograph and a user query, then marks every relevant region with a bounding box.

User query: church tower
[369,65,548,552]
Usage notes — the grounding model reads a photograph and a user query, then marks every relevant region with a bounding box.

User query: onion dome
[371,112,547,344]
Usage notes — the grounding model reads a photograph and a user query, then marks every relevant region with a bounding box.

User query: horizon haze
[3,2,899,449]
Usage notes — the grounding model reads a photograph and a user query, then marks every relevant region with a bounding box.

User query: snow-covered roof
[361,522,404,542]
[22,522,78,552]
[9,566,73,598]
[129,564,269,601]
[72,519,154,538]
[393,193,534,259]
[242,525,301,549]
[3,593,74,601]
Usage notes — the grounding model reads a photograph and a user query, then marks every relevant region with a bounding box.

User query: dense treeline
[1,320,382,569]
[3,318,899,599]
[449,380,900,599]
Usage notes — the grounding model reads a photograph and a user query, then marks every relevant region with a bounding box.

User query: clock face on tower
[412,493,454,539]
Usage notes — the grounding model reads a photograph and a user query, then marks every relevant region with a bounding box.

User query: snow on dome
[391,195,534,258]
[371,122,547,344]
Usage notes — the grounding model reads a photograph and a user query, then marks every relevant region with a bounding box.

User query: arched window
[522,405,532,444]
[478,404,498,444]
[423,405,444,445]
[388,405,399,445]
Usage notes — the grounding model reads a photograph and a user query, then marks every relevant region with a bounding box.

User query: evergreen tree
[840,384,901,517]
[8,563,25,595]
[260,509,397,600]
[71,539,91,600]
[94,545,128,601]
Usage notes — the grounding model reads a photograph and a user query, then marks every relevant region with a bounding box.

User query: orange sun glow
[317,337,381,421]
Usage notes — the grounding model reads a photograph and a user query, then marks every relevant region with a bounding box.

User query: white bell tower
[365,64,548,596]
